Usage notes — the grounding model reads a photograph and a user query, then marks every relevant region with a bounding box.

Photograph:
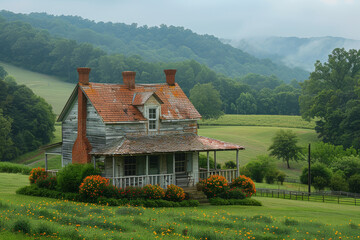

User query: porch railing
[199,169,237,182]
[108,173,176,189]
[46,170,59,176]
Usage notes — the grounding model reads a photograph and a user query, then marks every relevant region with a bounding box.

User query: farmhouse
[44,68,244,188]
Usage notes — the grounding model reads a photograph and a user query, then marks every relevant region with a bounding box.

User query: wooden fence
[255,188,360,206]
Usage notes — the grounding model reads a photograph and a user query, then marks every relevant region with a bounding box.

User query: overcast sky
[1,0,359,40]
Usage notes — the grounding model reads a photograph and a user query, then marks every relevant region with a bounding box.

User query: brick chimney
[164,69,176,86]
[122,71,136,90]
[72,68,92,164]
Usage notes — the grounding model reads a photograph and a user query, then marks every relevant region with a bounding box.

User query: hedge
[209,197,262,206]
[0,162,32,174]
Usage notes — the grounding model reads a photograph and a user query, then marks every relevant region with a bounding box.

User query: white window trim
[146,105,160,131]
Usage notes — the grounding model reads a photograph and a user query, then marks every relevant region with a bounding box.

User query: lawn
[1,173,360,239]
[1,62,75,114]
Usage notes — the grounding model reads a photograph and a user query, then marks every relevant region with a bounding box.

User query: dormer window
[148,108,157,130]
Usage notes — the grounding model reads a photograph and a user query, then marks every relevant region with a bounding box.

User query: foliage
[265,169,279,184]
[329,171,349,192]
[142,184,165,200]
[209,197,262,206]
[36,175,57,190]
[230,175,256,197]
[201,175,228,199]
[300,163,332,189]
[0,162,31,174]
[268,129,303,168]
[300,48,360,149]
[224,161,236,169]
[79,175,110,199]
[164,184,186,202]
[276,171,286,185]
[29,167,47,184]
[57,164,101,193]
[123,186,145,200]
[12,219,31,234]
[245,155,276,183]
[330,156,360,179]
[198,154,216,169]
[311,142,357,165]
[0,78,55,161]
[190,83,223,119]
[221,187,246,199]
[348,174,360,193]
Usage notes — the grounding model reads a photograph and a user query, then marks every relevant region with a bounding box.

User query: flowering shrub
[123,186,144,200]
[36,175,57,190]
[143,184,165,200]
[29,167,47,184]
[201,175,228,199]
[79,175,109,199]
[103,185,124,199]
[165,184,186,202]
[221,187,246,199]
[231,175,256,197]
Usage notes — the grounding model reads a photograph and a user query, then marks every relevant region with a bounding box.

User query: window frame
[147,107,158,131]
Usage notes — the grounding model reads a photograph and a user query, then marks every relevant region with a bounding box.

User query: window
[175,153,186,173]
[148,108,157,130]
[124,157,136,176]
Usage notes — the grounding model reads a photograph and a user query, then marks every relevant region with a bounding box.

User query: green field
[198,125,318,178]
[200,114,316,129]
[1,62,75,114]
[1,173,360,239]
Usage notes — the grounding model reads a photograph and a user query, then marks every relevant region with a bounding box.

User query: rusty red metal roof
[80,83,201,122]
[90,133,245,155]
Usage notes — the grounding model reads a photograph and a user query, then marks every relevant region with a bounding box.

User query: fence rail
[108,174,175,189]
[255,188,360,206]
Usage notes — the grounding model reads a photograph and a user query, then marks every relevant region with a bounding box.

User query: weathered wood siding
[105,123,147,144]
[62,96,106,166]
[159,120,198,134]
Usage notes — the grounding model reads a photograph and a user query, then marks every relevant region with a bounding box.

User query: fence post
[278,190,279,198]
[272,191,273,198]
[323,194,325,202]
[290,191,292,200]
[302,193,303,201]
[338,195,339,204]
[308,193,310,201]
[355,198,356,206]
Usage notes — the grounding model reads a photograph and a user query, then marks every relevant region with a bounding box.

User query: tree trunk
[286,159,290,169]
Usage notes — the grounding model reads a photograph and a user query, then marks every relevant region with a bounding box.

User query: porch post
[112,155,115,179]
[146,155,149,185]
[214,151,217,171]
[207,151,210,177]
[173,153,176,184]
[236,149,239,177]
[93,156,96,169]
[45,154,48,171]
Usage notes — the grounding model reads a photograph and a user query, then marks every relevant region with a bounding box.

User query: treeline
[0,10,309,82]
[0,17,301,115]
[0,69,55,161]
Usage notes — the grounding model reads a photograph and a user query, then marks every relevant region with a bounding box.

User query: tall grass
[0,162,31,175]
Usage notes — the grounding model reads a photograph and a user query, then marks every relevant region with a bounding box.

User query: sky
[0,0,359,40]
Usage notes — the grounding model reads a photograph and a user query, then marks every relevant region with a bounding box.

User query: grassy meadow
[1,173,360,239]
[200,114,316,129]
[1,62,75,114]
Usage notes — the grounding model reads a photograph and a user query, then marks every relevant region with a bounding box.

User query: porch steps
[183,187,209,204]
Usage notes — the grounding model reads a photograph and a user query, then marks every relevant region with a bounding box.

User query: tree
[189,83,223,119]
[268,130,302,168]
[299,48,360,149]
[236,92,257,114]
[300,162,332,187]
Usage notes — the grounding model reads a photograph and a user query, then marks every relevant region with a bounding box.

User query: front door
[175,153,186,174]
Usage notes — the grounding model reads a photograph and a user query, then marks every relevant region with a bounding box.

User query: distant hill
[0,10,309,82]
[224,36,360,71]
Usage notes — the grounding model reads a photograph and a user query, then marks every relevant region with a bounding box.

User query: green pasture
[1,62,75,114]
[198,125,318,177]
[1,173,360,239]
[200,114,316,129]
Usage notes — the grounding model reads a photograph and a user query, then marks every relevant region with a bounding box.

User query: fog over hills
[224,36,360,71]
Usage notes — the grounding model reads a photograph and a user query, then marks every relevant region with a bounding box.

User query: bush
[12,219,31,234]
[277,171,286,185]
[239,166,251,178]
[29,167,47,184]
[231,175,256,197]
[196,181,204,191]
[221,187,246,199]
[201,175,228,199]
[143,184,165,200]
[265,169,278,184]
[224,161,236,169]
[165,184,185,202]
[245,156,277,183]
[123,186,144,200]
[349,174,360,193]
[0,162,31,174]
[97,197,119,206]
[330,171,349,192]
[57,164,100,193]
[209,197,262,206]
[313,176,327,191]
[79,175,109,199]
[103,185,123,199]
[36,175,57,190]
[300,162,332,188]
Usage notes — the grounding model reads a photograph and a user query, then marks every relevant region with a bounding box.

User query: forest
[0,67,55,161]
[0,10,309,82]
[0,16,301,116]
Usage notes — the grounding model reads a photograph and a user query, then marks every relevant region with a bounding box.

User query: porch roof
[90,133,245,156]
